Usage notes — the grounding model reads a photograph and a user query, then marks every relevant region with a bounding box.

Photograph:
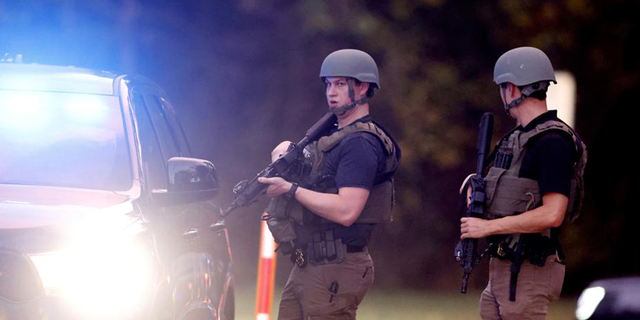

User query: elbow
[340,220,354,227]
[338,210,361,227]
[338,216,357,227]
[550,215,564,228]
[541,193,569,229]
[548,210,566,228]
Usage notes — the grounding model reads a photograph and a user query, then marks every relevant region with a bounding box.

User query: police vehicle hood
[0,184,138,253]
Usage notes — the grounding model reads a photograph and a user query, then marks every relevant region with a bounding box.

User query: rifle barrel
[476,113,494,174]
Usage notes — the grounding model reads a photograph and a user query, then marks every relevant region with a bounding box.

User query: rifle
[221,112,337,217]
[455,112,494,294]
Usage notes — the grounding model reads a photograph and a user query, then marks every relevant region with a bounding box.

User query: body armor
[484,119,586,224]
[484,118,586,265]
[264,120,399,253]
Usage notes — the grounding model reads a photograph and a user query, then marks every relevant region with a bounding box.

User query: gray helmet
[493,46,556,86]
[320,49,380,89]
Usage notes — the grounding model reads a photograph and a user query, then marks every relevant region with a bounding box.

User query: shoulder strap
[519,120,577,151]
[317,121,395,155]
[315,121,399,177]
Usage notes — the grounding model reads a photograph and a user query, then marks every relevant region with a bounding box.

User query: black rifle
[455,112,494,294]
[221,112,337,217]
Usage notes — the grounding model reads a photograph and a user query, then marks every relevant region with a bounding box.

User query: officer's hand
[258,177,292,197]
[460,217,492,239]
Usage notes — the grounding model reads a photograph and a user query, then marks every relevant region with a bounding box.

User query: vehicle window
[0,90,132,190]
[131,92,168,190]
[144,95,181,159]
[159,97,192,156]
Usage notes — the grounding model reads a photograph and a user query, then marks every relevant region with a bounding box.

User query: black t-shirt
[517,111,577,197]
[316,116,398,246]
[322,131,386,190]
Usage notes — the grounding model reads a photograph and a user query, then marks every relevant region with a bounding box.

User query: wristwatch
[285,182,299,199]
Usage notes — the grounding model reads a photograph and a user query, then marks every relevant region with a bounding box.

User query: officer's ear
[356,81,370,97]
[500,83,520,101]
[508,83,523,99]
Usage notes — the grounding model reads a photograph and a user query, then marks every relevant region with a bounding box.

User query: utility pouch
[264,197,304,253]
[523,234,555,267]
[308,230,345,266]
[264,216,297,254]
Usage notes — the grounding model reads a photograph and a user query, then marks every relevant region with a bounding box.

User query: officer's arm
[257,176,369,227]
[488,192,567,232]
[460,192,568,239]
[294,186,370,227]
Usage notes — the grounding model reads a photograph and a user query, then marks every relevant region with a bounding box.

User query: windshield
[0,90,132,190]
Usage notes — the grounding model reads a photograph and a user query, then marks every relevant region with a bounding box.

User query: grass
[234,285,577,320]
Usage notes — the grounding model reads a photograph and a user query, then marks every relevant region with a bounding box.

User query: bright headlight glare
[29,252,72,295]
[30,235,154,318]
[28,205,155,319]
[576,286,606,320]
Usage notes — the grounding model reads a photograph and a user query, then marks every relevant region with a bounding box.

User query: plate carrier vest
[484,119,587,227]
[264,121,399,251]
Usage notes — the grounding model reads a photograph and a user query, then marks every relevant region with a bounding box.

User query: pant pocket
[548,259,565,301]
[355,262,374,304]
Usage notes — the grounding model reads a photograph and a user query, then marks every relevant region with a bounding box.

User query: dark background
[1,0,636,299]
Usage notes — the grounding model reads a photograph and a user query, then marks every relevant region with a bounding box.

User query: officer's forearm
[294,186,370,227]
[489,193,568,235]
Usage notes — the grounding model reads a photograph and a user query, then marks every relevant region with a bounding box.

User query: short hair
[500,82,548,101]
[353,79,377,98]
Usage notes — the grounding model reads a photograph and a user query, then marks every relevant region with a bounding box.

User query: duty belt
[489,235,559,267]
[291,230,365,268]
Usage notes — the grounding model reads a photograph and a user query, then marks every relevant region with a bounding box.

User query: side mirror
[167,157,218,193]
[151,157,219,206]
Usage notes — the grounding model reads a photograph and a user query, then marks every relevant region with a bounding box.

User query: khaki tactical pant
[277,249,374,320]
[479,255,565,320]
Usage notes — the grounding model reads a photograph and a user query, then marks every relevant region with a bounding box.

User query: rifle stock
[222,113,337,217]
[459,112,494,293]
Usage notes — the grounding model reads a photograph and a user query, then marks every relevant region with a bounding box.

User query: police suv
[0,61,234,320]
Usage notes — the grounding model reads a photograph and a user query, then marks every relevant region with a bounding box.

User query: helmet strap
[329,78,369,115]
[348,78,356,102]
[503,95,527,114]
[330,97,369,115]
[501,82,549,114]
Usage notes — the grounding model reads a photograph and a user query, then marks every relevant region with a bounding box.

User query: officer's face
[324,77,367,110]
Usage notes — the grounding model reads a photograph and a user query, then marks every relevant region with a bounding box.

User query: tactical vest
[484,119,587,229]
[308,121,398,223]
[265,121,399,249]
[482,119,587,302]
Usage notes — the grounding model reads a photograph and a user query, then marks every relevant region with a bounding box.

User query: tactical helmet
[320,49,380,89]
[494,47,557,112]
[493,47,556,86]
